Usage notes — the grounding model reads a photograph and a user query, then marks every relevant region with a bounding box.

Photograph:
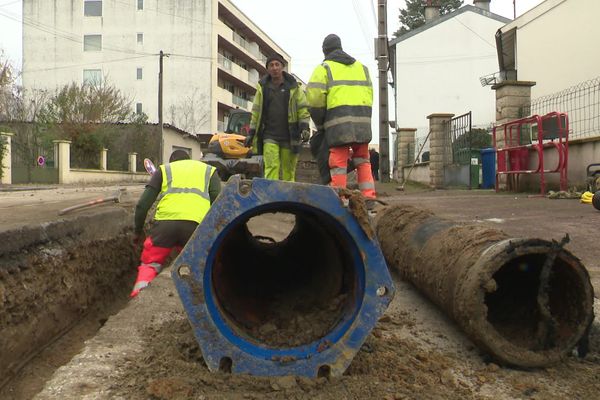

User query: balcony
[232,94,248,109]
[232,31,255,55]
[216,22,266,75]
[216,86,252,111]
[218,54,232,71]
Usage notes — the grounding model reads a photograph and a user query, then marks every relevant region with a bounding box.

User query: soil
[99,278,600,400]
[1,184,600,399]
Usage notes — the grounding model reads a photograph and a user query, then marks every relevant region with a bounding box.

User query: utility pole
[376,0,390,182]
[158,50,167,164]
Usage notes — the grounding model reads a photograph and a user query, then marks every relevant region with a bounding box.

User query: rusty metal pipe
[375,204,595,368]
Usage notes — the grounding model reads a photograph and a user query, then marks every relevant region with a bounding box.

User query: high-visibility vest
[154,159,214,223]
[249,72,311,154]
[307,60,373,147]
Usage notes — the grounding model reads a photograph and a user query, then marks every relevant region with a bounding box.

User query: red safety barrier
[493,112,568,195]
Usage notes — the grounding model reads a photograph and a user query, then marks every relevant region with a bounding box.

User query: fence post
[492,80,536,147]
[396,128,416,183]
[0,132,14,185]
[53,140,72,184]
[100,148,108,171]
[128,152,137,173]
[428,113,454,189]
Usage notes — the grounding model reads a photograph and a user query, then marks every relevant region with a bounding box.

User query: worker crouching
[130,150,221,297]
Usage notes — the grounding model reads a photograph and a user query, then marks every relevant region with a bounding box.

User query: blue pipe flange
[171,177,395,377]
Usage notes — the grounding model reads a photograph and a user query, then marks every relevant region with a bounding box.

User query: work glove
[244,129,255,148]
[300,129,311,143]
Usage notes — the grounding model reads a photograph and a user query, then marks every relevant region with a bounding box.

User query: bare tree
[0,50,17,121]
[168,89,210,134]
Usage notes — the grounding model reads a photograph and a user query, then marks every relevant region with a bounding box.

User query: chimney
[424,0,441,23]
[473,0,491,12]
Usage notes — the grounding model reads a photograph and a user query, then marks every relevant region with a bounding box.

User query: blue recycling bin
[481,148,496,189]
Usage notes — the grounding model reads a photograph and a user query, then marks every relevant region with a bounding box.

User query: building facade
[22,0,290,134]
[496,0,600,98]
[391,4,510,136]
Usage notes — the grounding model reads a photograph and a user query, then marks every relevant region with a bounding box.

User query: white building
[390,2,510,137]
[496,0,600,98]
[22,0,289,134]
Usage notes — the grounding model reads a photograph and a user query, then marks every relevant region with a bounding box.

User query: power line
[0,9,158,58]
[0,0,20,8]
[352,0,375,53]
[453,17,497,49]
[24,54,155,73]
[369,0,378,27]
[397,54,496,65]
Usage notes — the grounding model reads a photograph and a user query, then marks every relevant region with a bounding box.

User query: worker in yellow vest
[130,150,221,298]
[307,34,377,202]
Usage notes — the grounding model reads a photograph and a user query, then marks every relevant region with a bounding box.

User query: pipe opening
[219,357,232,373]
[317,365,331,378]
[484,253,589,350]
[211,207,361,348]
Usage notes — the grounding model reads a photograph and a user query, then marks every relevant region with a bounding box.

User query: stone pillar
[396,128,416,183]
[100,148,108,170]
[0,132,14,185]
[128,152,137,173]
[492,80,536,147]
[53,140,71,184]
[428,113,454,189]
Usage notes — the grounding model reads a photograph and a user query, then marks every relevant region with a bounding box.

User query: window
[137,33,143,45]
[136,103,143,114]
[83,69,102,84]
[136,67,143,80]
[137,0,143,10]
[83,34,102,51]
[84,0,102,16]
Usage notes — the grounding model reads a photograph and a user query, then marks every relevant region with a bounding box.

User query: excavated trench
[0,209,137,399]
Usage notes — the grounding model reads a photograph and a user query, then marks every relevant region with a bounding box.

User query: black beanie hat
[322,34,342,55]
[265,53,285,68]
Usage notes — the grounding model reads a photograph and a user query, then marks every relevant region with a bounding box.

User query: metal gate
[443,112,478,188]
[10,127,58,184]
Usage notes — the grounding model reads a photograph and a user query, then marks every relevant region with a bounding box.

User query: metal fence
[444,112,472,166]
[524,76,600,140]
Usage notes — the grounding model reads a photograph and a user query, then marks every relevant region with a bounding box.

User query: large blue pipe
[171,177,394,377]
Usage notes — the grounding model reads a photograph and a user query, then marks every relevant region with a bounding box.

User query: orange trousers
[130,237,182,298]
[329,143,376,199]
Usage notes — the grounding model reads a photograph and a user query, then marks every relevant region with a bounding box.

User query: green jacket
[250,71,311,154]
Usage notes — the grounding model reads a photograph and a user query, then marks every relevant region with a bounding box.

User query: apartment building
[22,0,290,134]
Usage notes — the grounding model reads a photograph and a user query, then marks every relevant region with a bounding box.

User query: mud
[4,186,600,399]
[62,272,600,400]
[0,208,137,396]
[108,309,476,400]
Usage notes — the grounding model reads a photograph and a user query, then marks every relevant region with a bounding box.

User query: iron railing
[218,54,232,71]
[524,76,600,140]
[445,112,472,165]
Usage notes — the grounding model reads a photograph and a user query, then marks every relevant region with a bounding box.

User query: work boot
[130,281,149,298]
[130,265,158,298]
